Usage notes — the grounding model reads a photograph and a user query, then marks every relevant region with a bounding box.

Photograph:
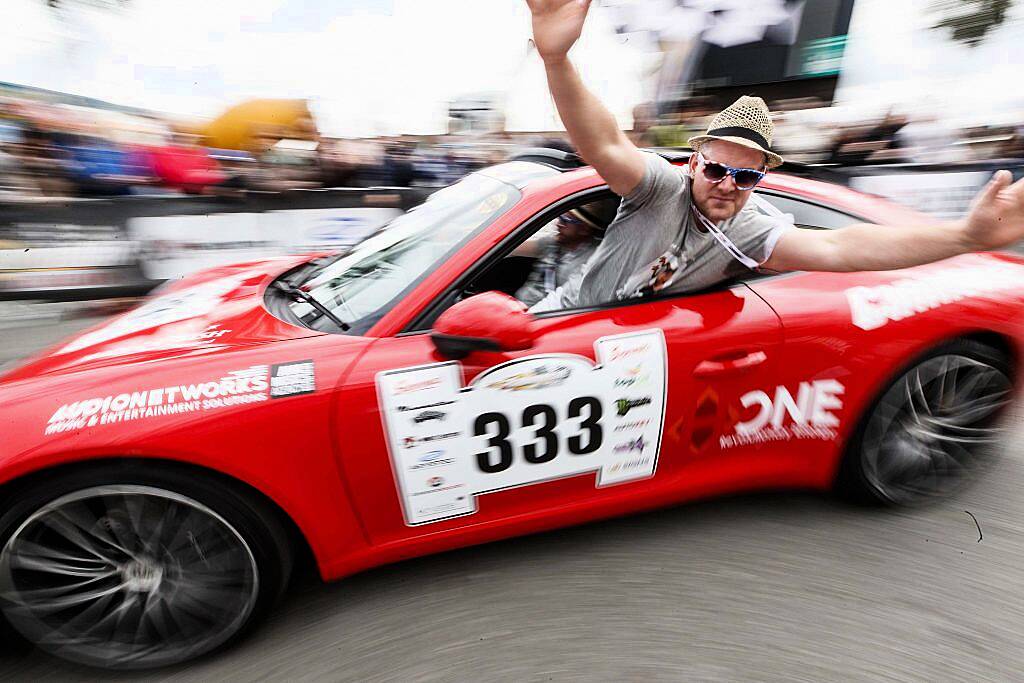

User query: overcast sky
[835,0,1024,126]
[0,0,646,136]
[2,0,1022,136]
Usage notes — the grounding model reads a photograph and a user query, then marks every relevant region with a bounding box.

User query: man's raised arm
[528,0,646,197]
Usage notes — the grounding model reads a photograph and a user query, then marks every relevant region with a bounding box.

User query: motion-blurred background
[1,0,1022,307]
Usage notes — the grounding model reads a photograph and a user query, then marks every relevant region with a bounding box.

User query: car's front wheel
[839,340,1014,505]
[0,465,292,670]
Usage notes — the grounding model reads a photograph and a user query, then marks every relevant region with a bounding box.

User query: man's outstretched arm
[763,170,1024,273]
[528,0,646,197]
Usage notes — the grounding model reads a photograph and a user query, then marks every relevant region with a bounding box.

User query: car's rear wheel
[840,340,1014,506]
[0,465,292,670]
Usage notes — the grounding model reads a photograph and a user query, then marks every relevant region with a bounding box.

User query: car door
[334,283,783,548]
[729,189,881,488]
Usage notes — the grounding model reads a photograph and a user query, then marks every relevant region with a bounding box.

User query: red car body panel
[2,161,1022,582]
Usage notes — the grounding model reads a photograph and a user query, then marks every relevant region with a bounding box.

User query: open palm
[965,170,1024,250]
[526,0,593,62]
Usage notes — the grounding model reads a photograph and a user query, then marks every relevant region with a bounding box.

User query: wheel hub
[121,558,163,592]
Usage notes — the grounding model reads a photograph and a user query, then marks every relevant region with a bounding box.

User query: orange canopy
[200,99,318,152]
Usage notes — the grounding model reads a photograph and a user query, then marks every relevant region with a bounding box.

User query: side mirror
[431,291,535,359]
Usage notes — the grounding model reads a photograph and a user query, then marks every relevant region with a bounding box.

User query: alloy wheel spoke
[38,514,116,563]
[947,390,1011,425]
[11,552,113,578]
[121,493,149,547]
[8,539,111,576]
[8,580,124,613]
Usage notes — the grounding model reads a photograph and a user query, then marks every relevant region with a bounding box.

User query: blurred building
[448,94,505,136]
[600,0,856,112]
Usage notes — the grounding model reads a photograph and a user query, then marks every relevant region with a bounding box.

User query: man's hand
[526,0,592,64]
[525,0,645,196]
[963,170,1024,251]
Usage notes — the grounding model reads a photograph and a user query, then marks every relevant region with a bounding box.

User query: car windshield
[281,173,520,335]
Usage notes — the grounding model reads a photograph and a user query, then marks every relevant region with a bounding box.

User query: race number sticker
[377,330,667,525]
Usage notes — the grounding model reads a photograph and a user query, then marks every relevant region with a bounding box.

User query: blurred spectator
[209,149,257,197]
[319,138,364,188]
[19,126,75,196]
[643,97,714,148]
[58,133,159,196]
[629,102,657,146]
[826,111,908,166]
[150,133,225,194]
[380,145,416,186]
[1000,124,1024,160]
[895,114,963,165]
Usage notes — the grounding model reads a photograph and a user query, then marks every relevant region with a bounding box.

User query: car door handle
[693,350,768,378]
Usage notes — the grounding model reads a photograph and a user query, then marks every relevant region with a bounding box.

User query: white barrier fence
[129,207,402,281]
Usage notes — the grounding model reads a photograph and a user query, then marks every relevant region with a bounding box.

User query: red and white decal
[846,261,1023,331]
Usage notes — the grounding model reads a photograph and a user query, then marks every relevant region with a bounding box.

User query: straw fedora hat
[688,95,784,169]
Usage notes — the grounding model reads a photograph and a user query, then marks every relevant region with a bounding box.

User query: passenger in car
[513,209,602,307]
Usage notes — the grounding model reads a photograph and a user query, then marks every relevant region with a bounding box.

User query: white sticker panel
[377,330,667,525]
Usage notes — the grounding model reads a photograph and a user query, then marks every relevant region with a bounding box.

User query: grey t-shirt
[530,152,790,312]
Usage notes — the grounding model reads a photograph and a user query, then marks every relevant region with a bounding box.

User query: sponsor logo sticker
[846,262,1023,331]
[411,450,455,470]
[608,344,650,362]
[614,372,650,388]
[403,432,460,448]
[397,400,455,412]
[614,418,651,432]
[270,360,315,399]
[615,397,652,416]
[394,378,442,395]
[45,359,318,435]
[45,365,271,435]
[613,436,647,454]
[720,379,845,449]
[486,364,571,392]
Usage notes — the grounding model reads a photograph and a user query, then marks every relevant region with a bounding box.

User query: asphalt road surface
[1,314,1023,682]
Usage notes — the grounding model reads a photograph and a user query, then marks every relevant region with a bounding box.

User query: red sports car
[1,151,1021,669]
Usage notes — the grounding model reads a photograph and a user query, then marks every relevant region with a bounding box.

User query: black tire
[0,462,292,670]
[837,339,1014,506]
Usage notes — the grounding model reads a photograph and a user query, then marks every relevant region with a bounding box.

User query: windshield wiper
[274,280,350,332]
[293,252,348,287]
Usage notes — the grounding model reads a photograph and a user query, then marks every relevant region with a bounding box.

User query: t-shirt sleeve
[618,152,685,213]
[732,210,795,266]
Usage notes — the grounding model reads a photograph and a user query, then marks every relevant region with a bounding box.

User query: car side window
[754,192,866,230]
[408,192,619,331]
[463,193,620,304]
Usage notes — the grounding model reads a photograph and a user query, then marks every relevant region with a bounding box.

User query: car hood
[2,256,324,382]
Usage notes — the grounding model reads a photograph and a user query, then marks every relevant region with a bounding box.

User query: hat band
[706,126,771,152]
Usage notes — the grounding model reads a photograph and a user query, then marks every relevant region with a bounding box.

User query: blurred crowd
[0,94,516,202]
[633,96,1024,167]
[3,91,1024,204]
